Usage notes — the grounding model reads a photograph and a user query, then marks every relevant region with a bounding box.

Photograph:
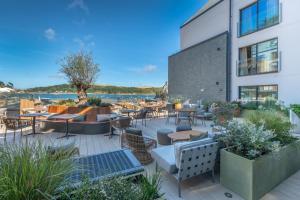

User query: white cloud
[44,28,56,41]
[129,65,158,74]
[68,0,89,14]
[73,34,95,49]
[143,65,157,73]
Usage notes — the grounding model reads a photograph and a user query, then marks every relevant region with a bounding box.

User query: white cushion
[151,145,177,174]
[174,138,214,168]
[97,115,110,122]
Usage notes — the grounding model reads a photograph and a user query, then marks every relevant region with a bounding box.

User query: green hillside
[25,84,161,94]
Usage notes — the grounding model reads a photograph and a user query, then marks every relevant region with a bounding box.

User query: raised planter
[220,140,300,200]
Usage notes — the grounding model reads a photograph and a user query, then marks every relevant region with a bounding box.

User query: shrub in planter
[56,99,77,106]
[60,173,164,200]
[217,121,280,159]
[245,110,296,145]
[87,97,102,107]
[217,121,300,200]
[212,102,235,127]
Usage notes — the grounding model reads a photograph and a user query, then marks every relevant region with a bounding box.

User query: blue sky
[0,0,207,89]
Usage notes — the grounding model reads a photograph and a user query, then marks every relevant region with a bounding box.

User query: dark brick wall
[168,32,228,102]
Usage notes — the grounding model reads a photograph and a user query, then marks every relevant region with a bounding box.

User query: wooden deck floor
[0,118,299,200]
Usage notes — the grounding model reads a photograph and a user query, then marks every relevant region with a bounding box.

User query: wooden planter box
[220,140,300,200]
[47,105,111,122]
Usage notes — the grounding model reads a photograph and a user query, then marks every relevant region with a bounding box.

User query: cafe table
[48,114,81,139]
[19,112,49,136]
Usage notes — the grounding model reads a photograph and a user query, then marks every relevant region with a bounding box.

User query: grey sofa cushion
[151,145,177,174]
[176,125,192,132]
[174,138,214,168]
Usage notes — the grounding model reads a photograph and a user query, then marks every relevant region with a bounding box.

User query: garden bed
[220,140,300,200]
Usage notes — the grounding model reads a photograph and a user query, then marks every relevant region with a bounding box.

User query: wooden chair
[121,130,157,165]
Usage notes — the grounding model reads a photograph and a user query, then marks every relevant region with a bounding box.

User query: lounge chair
[69,149,144,187]
[151,138,218,197]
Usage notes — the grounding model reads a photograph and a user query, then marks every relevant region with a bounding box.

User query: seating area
[1,112,300,200]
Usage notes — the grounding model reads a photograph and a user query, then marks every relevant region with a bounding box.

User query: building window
[238,38,278,76]
[240,0,279,36]
[239,85,278,107]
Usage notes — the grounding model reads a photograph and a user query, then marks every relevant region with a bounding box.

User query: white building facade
[231,0,300,105]
[175,0,300,105]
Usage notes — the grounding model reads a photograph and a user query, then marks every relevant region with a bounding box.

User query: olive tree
[60,51,100,104]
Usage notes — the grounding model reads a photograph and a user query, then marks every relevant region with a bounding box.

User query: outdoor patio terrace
[0,117,299,200]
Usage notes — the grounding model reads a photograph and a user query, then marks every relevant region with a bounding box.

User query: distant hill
[25,84,161,94]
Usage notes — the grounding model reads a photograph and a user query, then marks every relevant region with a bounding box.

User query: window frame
[238,84,278,107]
[238,37,279,77]
[239,0,280,37]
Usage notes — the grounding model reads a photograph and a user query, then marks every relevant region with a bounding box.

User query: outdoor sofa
[151,138,218,197]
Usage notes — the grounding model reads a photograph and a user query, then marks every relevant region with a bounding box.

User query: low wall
[40,120,111,135]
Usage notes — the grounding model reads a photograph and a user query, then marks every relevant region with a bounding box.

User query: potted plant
[217,119,300,200]
[212,102,235,126]
[170,96,183,110]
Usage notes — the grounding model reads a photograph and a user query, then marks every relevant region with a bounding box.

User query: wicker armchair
[2,118,32,139]
[121,130,157,165]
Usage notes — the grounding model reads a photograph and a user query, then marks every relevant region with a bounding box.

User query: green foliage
[60,173,163,200]
[87,97,102,106]
[59,51,100,103]
[291,104,300,118]
[245,110,296,145]
[212,102,236,126]
[0,141,74,200]
[25,84,160,94]
[56,99,77,106]
[216,121,280,160]
[139,173,164,200]
[59,51,100,91]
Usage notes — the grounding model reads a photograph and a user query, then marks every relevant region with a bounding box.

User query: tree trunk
[77,88,88,105]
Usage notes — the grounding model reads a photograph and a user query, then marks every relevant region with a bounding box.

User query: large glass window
[240,0,279,36]
[239,85,278,107]
[240,3,258,36]
[258,0,279,29]
[239,38,278,76]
